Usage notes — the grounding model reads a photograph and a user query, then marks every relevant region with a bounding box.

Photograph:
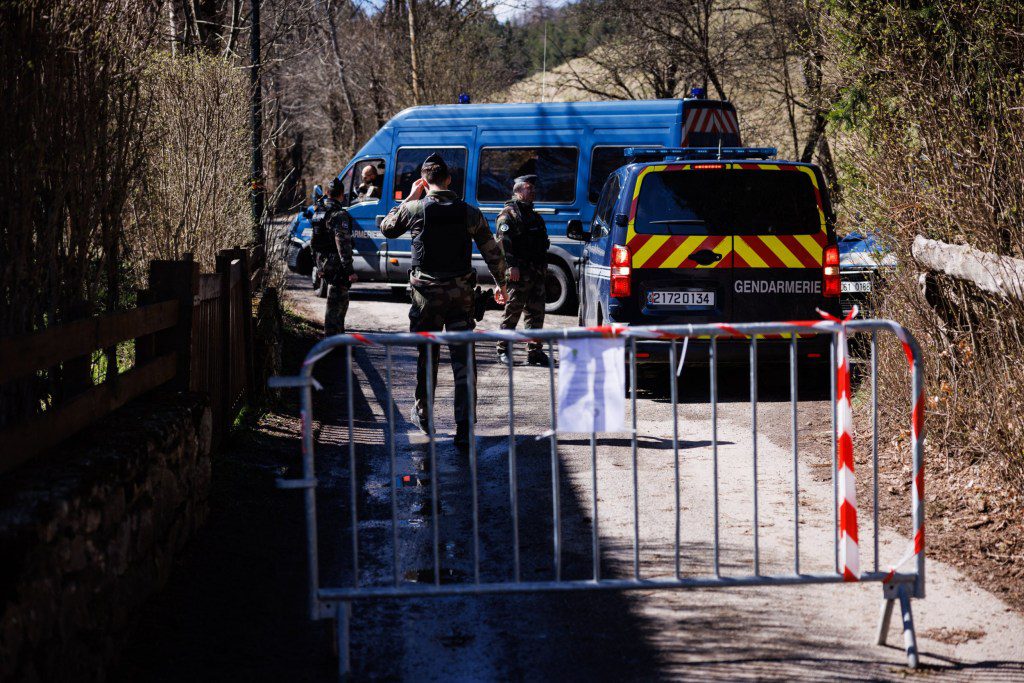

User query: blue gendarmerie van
[307,95,742,313]
[569,146,842,366]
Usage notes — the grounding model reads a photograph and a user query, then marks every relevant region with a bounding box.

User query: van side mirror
[614,213,629,227]
[313,184,324,202]
[566,219,590,242]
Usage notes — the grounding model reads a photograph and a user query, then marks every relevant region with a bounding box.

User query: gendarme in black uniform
[310,178,355,336]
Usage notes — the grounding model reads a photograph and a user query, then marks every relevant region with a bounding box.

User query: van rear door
[626,164,735,326]
[624,163,831,326]
[726,165,831,323]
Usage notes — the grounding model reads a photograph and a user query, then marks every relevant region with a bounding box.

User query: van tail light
[823,244,840,298]
[611,245,632,298]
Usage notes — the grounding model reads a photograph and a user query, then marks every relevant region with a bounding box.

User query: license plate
[646,290,715,307]
[842,281,871,293]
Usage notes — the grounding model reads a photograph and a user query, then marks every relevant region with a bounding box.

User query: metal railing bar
[830,334,838,573]
[468,342,481,585]
[386,347,399,587]
[711,336,720,578]
[669,340,680,580]
[790,335,799,575]
[318,571,919,601]
[546,339,562,582]
[751,336,760,575]
[301,386,320,620]
[630,338,640,580]
[591,429,600,581]
[300,320,914,355]
[507,346,520,583]
[346,346,359,587]
[872,331,879,574]
[425,345,440,586]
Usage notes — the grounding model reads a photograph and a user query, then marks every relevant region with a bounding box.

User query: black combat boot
[454,424,471,452]
[526,349,550,367]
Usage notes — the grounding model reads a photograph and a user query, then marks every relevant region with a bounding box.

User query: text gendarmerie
[734,280,822,294]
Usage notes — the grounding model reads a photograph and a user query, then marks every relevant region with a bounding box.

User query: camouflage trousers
[409,272,477,430]
[498,263,546,353]
[325,284,350,336]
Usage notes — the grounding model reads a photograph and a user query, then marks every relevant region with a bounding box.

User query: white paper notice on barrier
[556,337,626,433]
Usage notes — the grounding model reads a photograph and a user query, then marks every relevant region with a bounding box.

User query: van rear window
[633,169,822,236]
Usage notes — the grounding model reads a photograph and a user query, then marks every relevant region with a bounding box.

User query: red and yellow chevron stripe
[733,233,827,269]
[626,163,829,270]
[683,107,740,145]
[630,234,731,269]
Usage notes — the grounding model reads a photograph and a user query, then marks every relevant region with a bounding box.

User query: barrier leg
[897,585,920,669]
[336,601,352,679]
[875,597,895,646]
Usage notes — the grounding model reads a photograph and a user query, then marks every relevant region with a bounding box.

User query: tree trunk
[324,0,363,151]
[179,0,199,49]
[167,0,177,56]
[225,0,243,57]
[407,0,421,106]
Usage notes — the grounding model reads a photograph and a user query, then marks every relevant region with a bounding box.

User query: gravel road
[287,273,1024,681]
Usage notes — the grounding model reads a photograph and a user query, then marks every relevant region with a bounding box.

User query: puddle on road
[403,567,470,584]
[438,628,475,649]
[411,498,444,515]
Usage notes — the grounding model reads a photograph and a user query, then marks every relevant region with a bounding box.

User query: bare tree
[550,0,749,101]
[407,0,422,104]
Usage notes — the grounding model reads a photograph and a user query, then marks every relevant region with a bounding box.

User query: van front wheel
[545,261,577,315]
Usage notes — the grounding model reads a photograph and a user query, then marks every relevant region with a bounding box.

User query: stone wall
[0,392,212,681]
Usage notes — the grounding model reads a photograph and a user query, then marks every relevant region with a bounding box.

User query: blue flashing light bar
[623,147,778,161]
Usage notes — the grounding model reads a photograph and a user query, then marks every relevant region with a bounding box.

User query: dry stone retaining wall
[0,392,212,681]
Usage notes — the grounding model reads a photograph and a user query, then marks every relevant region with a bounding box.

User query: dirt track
[119,269,1024,681]
[290,276,1024,681]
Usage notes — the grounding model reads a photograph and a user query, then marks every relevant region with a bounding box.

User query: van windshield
[633,168,822,236]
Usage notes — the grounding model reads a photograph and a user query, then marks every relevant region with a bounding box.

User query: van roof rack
[623,147,778,161]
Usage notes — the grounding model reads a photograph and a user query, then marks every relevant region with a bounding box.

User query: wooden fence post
[215,251,236,439]
[148,256,199,392]
[220,247,255,404]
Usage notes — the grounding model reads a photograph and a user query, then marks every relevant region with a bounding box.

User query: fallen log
[912,235,1024,300]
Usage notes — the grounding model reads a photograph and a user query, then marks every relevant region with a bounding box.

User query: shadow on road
[303,340,670,679]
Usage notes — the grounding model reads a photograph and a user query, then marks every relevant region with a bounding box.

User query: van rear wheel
[545,261,577,315]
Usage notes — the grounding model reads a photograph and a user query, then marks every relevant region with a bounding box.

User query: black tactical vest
[412,195,472,276]
[310,198,341,255]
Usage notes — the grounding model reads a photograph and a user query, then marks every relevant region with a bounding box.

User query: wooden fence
[0,246,266,476]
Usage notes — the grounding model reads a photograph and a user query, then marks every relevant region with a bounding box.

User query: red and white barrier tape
[818,306,860,581]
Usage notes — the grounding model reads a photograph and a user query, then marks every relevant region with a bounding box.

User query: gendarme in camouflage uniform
[381,155,505,443]
[496,176,550,363]
[311,185,355,336]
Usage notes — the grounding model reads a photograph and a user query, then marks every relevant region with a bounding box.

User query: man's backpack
[309,199,335,255]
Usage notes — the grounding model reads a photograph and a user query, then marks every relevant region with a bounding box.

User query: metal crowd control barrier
[271,319,925,678]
